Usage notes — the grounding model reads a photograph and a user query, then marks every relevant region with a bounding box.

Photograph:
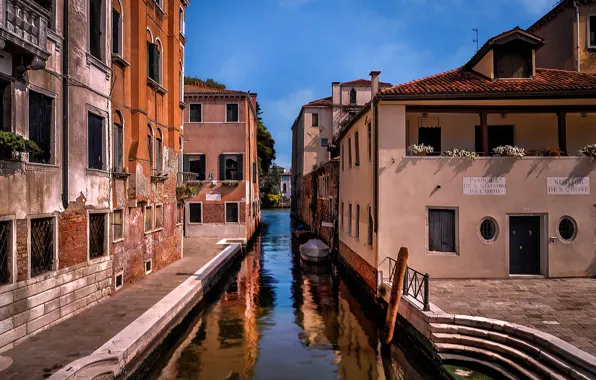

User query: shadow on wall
[483,158,515,178]
[526,157,554,179]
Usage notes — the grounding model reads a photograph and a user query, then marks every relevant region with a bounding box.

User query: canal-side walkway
[430,278,596,356]
[0,238,227,380]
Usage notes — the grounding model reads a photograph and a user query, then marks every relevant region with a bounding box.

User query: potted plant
[541,146,562,156]
[407,144,434,156]
[441,148,478,161]
[0,131,42,161]
[492,145,525,158]
[578,144,596,159]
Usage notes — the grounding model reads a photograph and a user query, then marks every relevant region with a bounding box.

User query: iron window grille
[0,221,10,284]
[89,214,106,259]
[113,210,123,240]
[190,104,202,122]
[558,217,576,241]
[480,218,497,241]
[30,218,54,277]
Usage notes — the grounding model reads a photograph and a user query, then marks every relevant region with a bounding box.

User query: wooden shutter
[88,114,103,169]
[219,154,225,180]
[428,210,442,251]
[429,209,455,252]
[148,43,159,81]
[236,154,243,180]
[199,154,206,180]
[252,162,257,183]
[183,154,189,172]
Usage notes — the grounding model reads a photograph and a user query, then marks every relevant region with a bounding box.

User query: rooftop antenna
[473,28,479,52]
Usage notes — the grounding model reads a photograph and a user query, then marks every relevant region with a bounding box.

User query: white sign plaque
[206,193,221,201]
[463,177,506,195]
[547,177,590,195]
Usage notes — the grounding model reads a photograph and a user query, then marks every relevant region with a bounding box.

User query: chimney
[369,70,381,99]
[332,82,340,105]
[249,93,258,109]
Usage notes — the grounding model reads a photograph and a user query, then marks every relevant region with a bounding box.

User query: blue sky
[185,0,555,169]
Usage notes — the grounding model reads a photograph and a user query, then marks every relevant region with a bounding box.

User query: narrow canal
[151,209,437,380]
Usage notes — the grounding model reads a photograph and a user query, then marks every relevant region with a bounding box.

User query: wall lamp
[581,112,588,118]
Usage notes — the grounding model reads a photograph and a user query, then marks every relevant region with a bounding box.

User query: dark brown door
[509,216,541,275]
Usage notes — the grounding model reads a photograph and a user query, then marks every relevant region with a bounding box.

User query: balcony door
[475,125,514,155]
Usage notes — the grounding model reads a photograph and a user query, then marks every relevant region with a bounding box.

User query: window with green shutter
[183,154,206,180]
[219,154,243,180]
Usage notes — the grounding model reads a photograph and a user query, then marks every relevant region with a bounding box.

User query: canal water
[151,209,437,380]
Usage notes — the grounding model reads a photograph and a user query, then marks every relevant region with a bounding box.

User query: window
[474,125,514,155]
[348,203,352,235]
[590,15,596,48]
[226,203,239,223]
[112,210,123,240]
[418,127,441,155]
[177,203,184,224]
[282,183,287,193]
[29,90,52,164]
[0,221,10,284]
[189,203,202,223]
[558,216,577,242]
[226,104,239,122]
[312,113,319,127]
[355,204,360,239]
[348,137,352,168]
[155,129,163,174]
[479,218,497,242]
[155,205,163,229]
[349,88,356,104]
[253,162,257,184]
[179,7,186,35]
[321,138,328,147]
[147,126,153,172]
[113,112,123,171]
[367,122,372,163]
[0,80,12,134]
[428,209,456,253]
[147,41,161,83]
[190,104,202,122]
[367,206,373,246]
[341,144,344,171]
[219,154,243,180]
[89,0,103,59]
[88,113,104,170]
[145,206,152,231]
[354,131,360,166]
[115,272,123,290]
[494,42,531,79]
[341,202,344,231]
[183,154,206,180]
[145,259,152,274]
[30,217,54,277]
[112,9,121,56]
[89,214,106,259]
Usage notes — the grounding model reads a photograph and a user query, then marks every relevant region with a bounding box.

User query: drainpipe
[61,0,69,209]
[575,1,581,72]
[369,70,381,280]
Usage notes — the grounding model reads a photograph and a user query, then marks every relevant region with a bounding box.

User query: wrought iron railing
[177,171,198,184]
[0,221,9,284]
[88,214,105,259]
[30,217,53,277]
[379,256,430,312]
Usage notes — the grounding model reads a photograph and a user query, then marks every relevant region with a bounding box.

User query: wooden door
[510,216,541,275]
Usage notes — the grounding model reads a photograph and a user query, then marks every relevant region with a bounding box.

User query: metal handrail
[380,256,430,312]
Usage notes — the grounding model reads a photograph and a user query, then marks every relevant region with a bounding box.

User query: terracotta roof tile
[184,84,246,95]
[305,96,332,107]
[341,79,392,86]
[380,68,596,98]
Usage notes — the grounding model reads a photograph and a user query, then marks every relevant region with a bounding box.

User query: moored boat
[299,239,330,262]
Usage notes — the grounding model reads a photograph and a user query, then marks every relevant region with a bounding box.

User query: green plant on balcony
[578,144,596,159]
[0,131,42,160]
[176,184,200,199]
[492,145,525,159]
[541,146,562,156]
[441,148,478,161]
[407,143,434,156]
[222,180,240,187]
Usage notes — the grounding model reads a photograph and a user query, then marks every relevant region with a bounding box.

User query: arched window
[155,39,163,84]
[147,30,161,83]
[283,183,287,193]
[349,88,357,104]
[147,125,154,173]
[113,111,124,172]
[112,0,123,56]
[156,129,163,174]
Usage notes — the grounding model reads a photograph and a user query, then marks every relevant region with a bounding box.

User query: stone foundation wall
[0,256,112,352]
[339,241,377,293]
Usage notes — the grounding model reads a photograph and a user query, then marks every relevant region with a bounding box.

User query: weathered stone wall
[0,256,112,352]
[338,241,377,293]
[15,220,28,283]
[58,195,88,269]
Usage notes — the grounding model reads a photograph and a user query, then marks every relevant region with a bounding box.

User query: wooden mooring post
[383,247,409,345]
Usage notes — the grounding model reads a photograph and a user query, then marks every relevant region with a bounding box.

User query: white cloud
[278,0,315,10]
[520,0,553,15]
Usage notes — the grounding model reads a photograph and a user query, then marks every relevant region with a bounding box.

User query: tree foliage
[256,102,276,176]
[184,76,226,89]
[260,165,283,208]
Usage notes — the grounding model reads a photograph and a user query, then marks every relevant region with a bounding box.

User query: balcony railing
[177,172,198,185]
[0,0,51,61]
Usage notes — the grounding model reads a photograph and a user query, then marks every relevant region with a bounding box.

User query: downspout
[373,99,379,271]
[576,1,581,72]
[61,0,69,209]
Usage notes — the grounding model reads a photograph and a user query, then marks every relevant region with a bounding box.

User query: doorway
[509,216,541,275]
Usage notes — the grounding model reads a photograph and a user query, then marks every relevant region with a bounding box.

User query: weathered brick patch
[339,241,377,293]
[0,256,112,352]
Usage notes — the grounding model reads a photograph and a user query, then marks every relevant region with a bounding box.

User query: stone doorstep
[48,243,242,380]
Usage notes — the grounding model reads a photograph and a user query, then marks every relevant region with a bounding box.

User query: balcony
[177,171,198,185]
[0,0,51,73]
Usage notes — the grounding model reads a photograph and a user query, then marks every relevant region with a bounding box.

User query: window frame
[427,207,458,254]
[321,137,328,147]
[367,122,372,163]
[355,204,360,240]
[155,128,163,174]
[87,111,106,171]
[341,202,344,231]
[28,88,54,165]
[144,205,153,233]
[225,202,240,224]
[349,88,357,104]
[112,209,124,242]
[176,203,184,225]
[341,143,344,171]
[557,216,578,242]
[0,216,16,285]
[147,125,154,174]
[154,204,164,230]
[367,205,373,247]
[348,203,352,236]
[89,0,105,61]
[312,112,319,127]
[87,211,109,260]
[113,110,124,172]
[179,6,186,36]
[188,202,203,224]
[28,215,58,279]
[220,153,243,181]
[189,103,202,122]
[112,7,123,57]
[183,153,207,180]
[225,103,240,123]
[588,14,596,48]
[348,137,353,168]
[354,131,360,166]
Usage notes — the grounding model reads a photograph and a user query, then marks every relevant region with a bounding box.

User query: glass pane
[190,204,202,223]
[145,207,152,231]
[156,206,163,228]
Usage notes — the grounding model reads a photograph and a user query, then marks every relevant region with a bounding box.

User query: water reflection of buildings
[159,238,262,380]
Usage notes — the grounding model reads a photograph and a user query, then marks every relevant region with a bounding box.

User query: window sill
[188,222,203,225]
[86,53,111,75]
[426,250,458,256]
[176,222,184,226]
[151,174,168,182]
[153,227,164,233]
[86,168,110,178]
[24,162,59,171]
[111,54,130,69]
[180,101,188,109]
[112,237,124,244]
[112,171,131,179]
[147,78,167,95]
